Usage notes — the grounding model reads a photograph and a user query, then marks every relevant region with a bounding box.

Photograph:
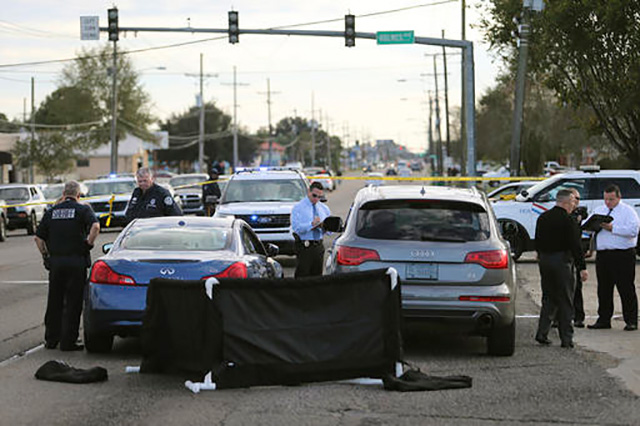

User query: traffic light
[107,8,119,42]
[344,14,355,47]
[228,11,239,44]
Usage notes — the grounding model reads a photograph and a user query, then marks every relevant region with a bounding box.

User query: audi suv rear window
[355,199,491,242]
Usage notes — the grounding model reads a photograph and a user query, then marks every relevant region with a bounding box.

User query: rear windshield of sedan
[121,227,229,251]
[222,179,306,203]
[356,199,491,242]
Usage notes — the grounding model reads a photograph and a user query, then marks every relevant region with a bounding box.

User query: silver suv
[214,168,309,255]
[326,185,517,356]
[0,184,47,235]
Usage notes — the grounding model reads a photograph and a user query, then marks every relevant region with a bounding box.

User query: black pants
[537,252,576,345]
[595,249,638,326]
[45,264,87,347]
[574,268,585,323]
[294,243,324,278]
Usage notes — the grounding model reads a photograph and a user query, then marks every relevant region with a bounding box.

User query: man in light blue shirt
[291,181,331,277]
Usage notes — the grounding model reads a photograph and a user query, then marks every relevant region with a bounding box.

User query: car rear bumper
[83,282,147,336]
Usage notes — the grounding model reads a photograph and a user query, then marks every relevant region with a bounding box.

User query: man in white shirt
[587,184,639,331]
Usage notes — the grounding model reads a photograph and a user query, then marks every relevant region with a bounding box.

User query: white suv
[493,169,640,259]
[214,168,309,255]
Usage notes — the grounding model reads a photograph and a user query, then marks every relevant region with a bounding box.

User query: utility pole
[460,0,467,176]
[232,66,238,172]
[30,77,35,184]
[428,92,434,174]
[198,53,205,173]
[433,56,443,176]
[109,40,118,174]
[311,92,316,167]
[324,112,332,171]
[257,78,280,166]
[510,2,538,176]
[442,29,451,160]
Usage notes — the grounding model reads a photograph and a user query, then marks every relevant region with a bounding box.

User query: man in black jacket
[202,170,222,216]
[534,189,588,348]
[125,167,182,224]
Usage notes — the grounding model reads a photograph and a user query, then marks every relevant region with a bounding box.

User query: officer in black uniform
[202,170,222,216]
[34,180,100,351]
[125,167,183,224]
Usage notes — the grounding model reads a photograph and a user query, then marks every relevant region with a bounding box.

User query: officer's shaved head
[63,180,81,197]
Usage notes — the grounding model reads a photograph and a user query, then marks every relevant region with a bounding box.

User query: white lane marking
[0,280,47,285]
[0,344,43,368]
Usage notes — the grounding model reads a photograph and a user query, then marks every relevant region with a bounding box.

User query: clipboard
[581,214,613,232]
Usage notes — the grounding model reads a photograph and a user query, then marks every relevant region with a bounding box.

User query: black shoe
[535,336,552,345]
[574,321,585,328]
[44,341,58,350]
[587,322,611,330]
[624,324,638,331]
[60,343,84,352]
[561,342,575,348]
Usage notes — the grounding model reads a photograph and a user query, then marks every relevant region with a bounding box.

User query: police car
[492,168,640,259]
[83,177,137,228]
[214,167,309,255]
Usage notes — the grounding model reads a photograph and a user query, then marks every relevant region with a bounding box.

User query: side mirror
[102,243,114,254]
[323,216,343,233]
[265,243,279,257]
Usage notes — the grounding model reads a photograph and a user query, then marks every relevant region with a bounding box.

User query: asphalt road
[0,174,639,425]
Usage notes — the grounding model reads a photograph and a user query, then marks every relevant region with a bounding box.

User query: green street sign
[376,31,415,45]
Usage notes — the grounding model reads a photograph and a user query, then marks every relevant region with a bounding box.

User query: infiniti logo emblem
[160,268,175,275]
[410,250,435,258]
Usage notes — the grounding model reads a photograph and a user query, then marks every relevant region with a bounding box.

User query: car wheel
[26,212,37,235]
[84,331,114,353]
[487,318,515,356]
[0,216,6,242]
[499,220,525,261]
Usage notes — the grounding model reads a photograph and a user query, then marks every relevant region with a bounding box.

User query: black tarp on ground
[140,269,402,389]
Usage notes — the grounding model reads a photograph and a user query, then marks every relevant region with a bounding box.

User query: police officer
[125,167,182,224]
[202,169,222,216]
[34,180,100,351]
[291,181,331,278]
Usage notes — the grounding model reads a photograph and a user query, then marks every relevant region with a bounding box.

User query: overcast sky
[0,0,504,153]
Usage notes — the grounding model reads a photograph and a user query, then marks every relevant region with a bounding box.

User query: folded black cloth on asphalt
[383,368,472,392]
[35,360,108,384]
[140,269,402,389]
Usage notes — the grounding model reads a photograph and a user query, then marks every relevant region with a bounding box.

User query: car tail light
[336,246,380,266]
[90,260,136,285]
[464,249,509,269]
[459,295,511,302]
[203,262,248,279]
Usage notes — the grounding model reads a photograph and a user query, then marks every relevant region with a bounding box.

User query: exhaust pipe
[477,314,494,330]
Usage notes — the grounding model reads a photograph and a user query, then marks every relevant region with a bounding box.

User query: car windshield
[356,199,491,242]
[222,179,306,203]
[121,226,229,251]
[42,185,64,200]
[86,180,136,197]
[170,176,207,188]
[0,187,29,201]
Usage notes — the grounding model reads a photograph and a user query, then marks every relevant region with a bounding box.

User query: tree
[0,112,19,133]
[59,45,156,143]
[479,0,640,166]
[12,133,76,182]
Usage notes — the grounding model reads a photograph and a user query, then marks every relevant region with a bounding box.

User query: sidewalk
[518,254,640,396]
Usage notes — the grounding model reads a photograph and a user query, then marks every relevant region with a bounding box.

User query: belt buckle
[304,240,310,248]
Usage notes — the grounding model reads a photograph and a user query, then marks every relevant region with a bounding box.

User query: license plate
[406,263,438,280]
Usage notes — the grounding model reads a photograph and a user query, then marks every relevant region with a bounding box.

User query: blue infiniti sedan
[83,216,283,353]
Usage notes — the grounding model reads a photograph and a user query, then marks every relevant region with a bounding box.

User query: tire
[487,318,516,356]
[84,331,114,353]
[26,212,37,235]
[499,220,525,261]
[0,216,6,242]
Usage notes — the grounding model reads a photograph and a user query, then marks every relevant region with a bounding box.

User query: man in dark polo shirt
[34,181,100,351]
[125,167,183,224]
[534,189,588,348]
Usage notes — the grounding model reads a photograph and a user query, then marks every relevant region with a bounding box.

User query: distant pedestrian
[587,184,639,331]
[202,170,222,216]
[535,189,588,348]
[34,180,100,351]
[291,181,331,278]
[124,167,182,224]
